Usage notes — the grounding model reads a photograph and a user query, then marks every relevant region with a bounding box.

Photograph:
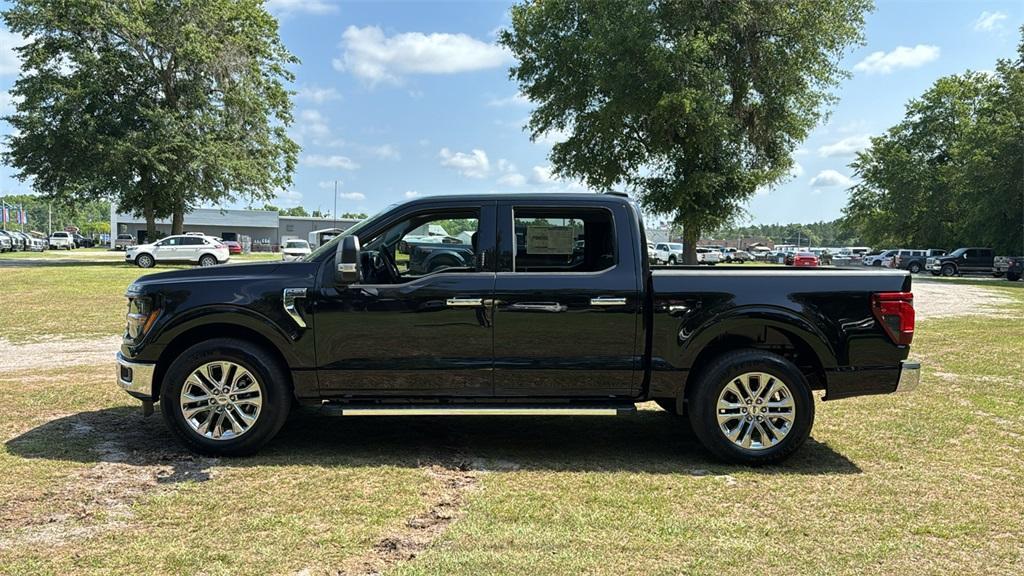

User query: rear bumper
[116,352,156,400]
[825,360,920,400]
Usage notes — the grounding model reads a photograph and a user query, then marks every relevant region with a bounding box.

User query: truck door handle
[590,297,627,306]
[508,302,567,313]
[446,297,484,307]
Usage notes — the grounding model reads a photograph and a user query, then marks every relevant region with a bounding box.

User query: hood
[128,261,289,291]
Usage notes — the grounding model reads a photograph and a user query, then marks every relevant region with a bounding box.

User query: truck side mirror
[335,235,362,285]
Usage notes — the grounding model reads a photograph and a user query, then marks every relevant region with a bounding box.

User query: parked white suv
[696,247,721,265]
[281,239,311,262]
[49,231,75,250]
[126,234,230,268]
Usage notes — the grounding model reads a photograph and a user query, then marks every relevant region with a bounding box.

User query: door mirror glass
[335,235,362,284]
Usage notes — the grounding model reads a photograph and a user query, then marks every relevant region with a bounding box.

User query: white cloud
[973,11,1008,32]
[318,180,342,190]
[531,165,556,184]
[274,189,303,208]
[789,162,804,178]
[338,191,366,201]
[363,144,400,160]
[818,135,872,157]
[497,172,527,187]
[487,92,530,107]
[0,91,21,116]
[295,85,341,104]
[265,0,339,15]
[534,126,570,146]
[853,45,940,75]
[0,30,29,76]
[809,169,854,188]
[298,109,329,136]
[404,190,420,198]
[334,26,511,85]
[301,154,360,170]
[439,147,490,178]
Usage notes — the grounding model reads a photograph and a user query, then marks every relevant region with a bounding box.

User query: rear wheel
[160,338,291,456]
[941,263,957,277]
[688,349,814,465]
[198,254,218,267]
[136,253,155,268]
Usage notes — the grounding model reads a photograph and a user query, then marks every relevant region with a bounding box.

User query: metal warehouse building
[109,206,361,250]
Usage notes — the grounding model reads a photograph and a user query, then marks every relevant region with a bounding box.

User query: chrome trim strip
[896,360,920,393]
[283,287,308,328]
[446,297,484,307]
[338,407,623,416]
[590,297,627,306]
[116,352,156,398]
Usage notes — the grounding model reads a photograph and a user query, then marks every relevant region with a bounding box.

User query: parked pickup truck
[115,192,919,465]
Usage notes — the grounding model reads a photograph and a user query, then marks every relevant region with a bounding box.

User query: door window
[159,237,180,246]
[361,210,480,283]
[512,207,615,273]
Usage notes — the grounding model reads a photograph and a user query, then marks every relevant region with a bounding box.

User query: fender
[661,304,838,371]
[146,304,313,369]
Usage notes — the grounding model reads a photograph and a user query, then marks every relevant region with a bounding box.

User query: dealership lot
[0,258,1021,575]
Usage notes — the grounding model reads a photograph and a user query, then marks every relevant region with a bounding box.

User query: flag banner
[1,205,8,224]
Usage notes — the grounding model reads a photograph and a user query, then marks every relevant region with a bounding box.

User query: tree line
[844,27,1024,256]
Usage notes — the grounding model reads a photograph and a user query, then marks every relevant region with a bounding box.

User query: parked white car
[49,231,75,250]
[126,234,230,268]
[281,239,311,262]
[653,242,685,265]
[697,247,721,265]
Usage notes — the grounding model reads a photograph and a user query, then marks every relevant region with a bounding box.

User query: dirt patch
[0,336,122,372]
[913,281,1014,320]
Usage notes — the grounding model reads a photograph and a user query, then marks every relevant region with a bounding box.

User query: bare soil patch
[913,280,1014,319]
[0,336,122,372]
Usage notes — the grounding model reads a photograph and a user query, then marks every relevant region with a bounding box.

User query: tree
[500,0,870,263]
[281,206,309,217]
[3,0,299,238]
[846,28,1023,254]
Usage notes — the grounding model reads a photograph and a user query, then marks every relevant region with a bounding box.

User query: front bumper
[116,352,156,400]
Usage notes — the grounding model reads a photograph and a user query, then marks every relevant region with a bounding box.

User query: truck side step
[320,403,637,417]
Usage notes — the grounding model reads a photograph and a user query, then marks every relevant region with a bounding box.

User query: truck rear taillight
[872,292,914,346]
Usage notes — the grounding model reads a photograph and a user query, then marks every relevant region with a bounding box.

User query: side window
[965,249,977,258]
[183,237,204,246]
[656,243,667,251]
[362,210,480,283]
[980,249,993,258]
[512,207,615,273]
[161,237,180,246]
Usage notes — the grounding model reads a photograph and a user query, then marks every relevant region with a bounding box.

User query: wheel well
[152,323,293,399]
[683,327,827,401]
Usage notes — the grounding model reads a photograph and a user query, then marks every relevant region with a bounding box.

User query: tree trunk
[143,194,156,240]
[171,191,185,235]
[682,215,700,265]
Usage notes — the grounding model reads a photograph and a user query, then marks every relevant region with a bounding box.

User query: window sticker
[526,225,574,254]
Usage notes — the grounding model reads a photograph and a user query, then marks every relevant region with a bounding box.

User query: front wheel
[668,256,677,265]
[160,338,291,456]
[941,263,956,277]
[909,262,922,273]
[136,253,155,268]
[688,349,814,465]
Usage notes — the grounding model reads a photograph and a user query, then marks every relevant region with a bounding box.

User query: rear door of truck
[492,199,642,396]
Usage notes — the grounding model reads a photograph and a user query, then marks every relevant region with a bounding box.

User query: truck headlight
[125,296,160,341]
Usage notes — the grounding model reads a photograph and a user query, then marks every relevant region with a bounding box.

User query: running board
[321,403,636,417]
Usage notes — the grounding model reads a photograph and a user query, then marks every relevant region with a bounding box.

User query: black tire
[1008,271,1021,282]
[160,338,291,456]
[909,262,922,273]
[668,256,677,265]
[941,263,956,277]
[688,349,814,465]
[136,253,155,268]
[198,254,218,267]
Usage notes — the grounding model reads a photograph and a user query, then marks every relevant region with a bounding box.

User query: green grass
[0,267,1022,574]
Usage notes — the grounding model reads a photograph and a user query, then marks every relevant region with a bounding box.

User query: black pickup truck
[117,193,919,465]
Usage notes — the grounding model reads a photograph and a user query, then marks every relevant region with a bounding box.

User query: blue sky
[0,0,1021,225]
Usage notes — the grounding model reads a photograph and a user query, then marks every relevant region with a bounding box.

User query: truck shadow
[5,405,861,480]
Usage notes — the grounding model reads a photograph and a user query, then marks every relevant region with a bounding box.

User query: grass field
[1,262,1022,575]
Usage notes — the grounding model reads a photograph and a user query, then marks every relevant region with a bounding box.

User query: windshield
[947,248,967,257]
[303,205,394,261]
[285,241,308,249]
[668,243,682,250]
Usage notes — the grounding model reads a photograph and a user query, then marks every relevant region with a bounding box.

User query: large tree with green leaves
[846,28,1023,254]
[500,0,870,263]
[2,0,299,237]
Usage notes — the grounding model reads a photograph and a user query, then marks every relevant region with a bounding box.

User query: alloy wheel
[179,361,263,440]
[716,372,795,450]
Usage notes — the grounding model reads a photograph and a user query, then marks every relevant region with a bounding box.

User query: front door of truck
[315,202,497,396]
[491,201,641,397]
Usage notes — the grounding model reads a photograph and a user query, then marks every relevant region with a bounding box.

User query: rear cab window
[510,207,616,273]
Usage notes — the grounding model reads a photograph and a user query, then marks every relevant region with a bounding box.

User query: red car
[222,240,242,255]
[792,252,819,267]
